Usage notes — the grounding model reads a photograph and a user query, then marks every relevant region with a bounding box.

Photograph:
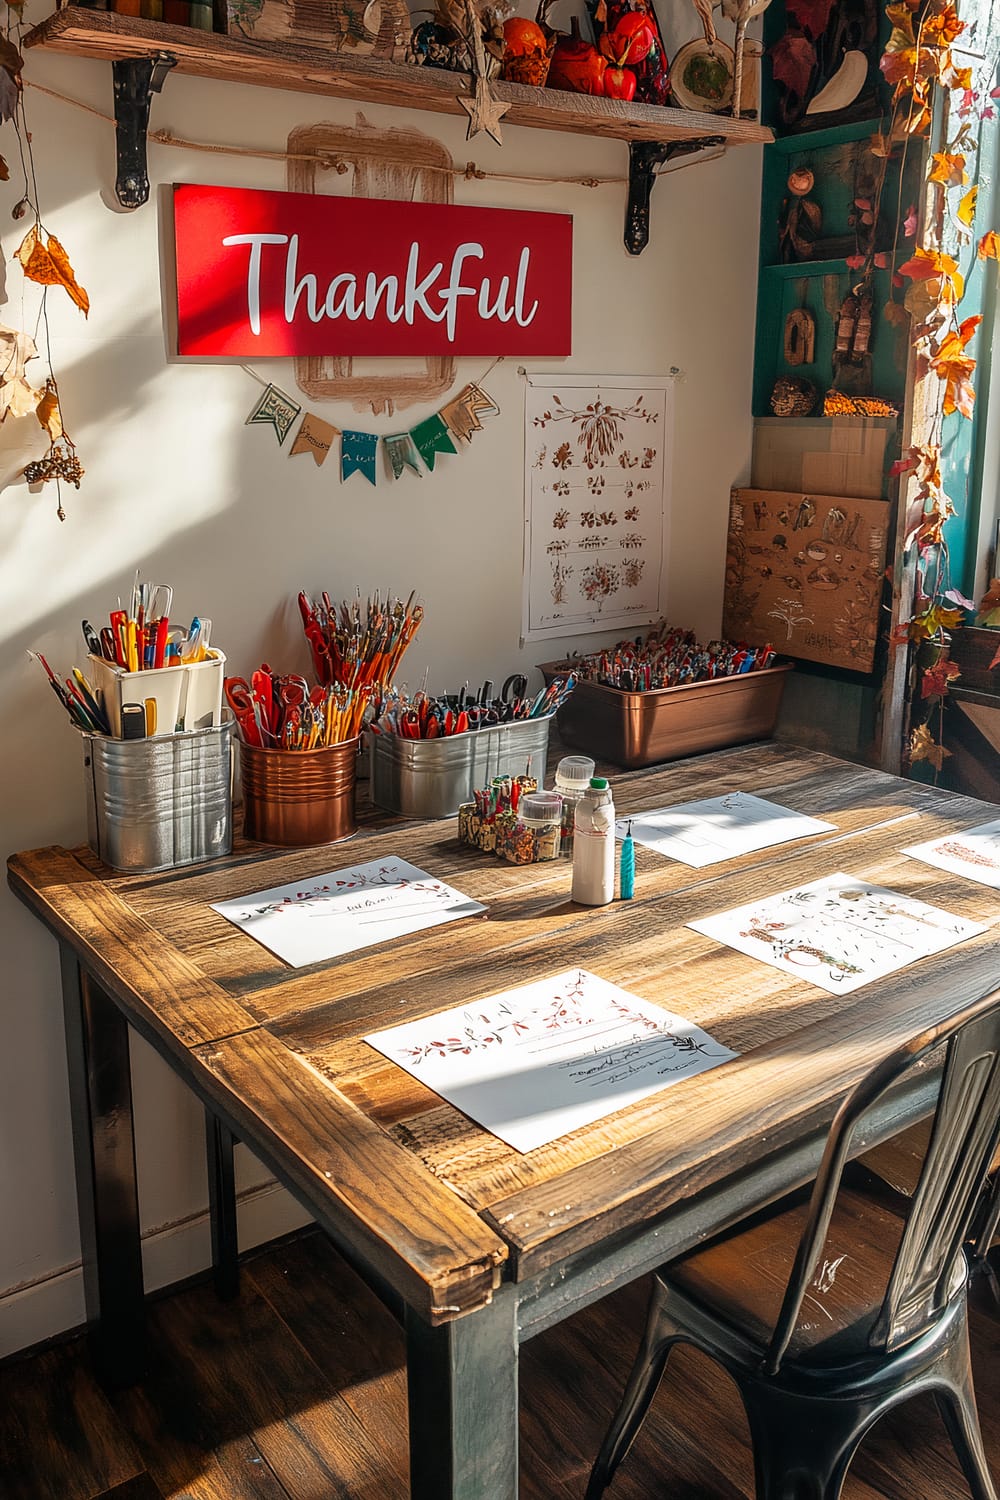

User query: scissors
[278,675,311,710]
[224,678,267,746]
[500,673,528,704]
[251,667,275,728]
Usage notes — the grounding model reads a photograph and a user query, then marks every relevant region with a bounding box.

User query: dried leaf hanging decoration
[15,225,90,316]
[956,185,978,228]
[928,150,967,186]
[909,721,951,772]
[978,230,1000,261]
[0,323,40,422]
[929,314,981,419]
[36,380,64,441]
[0,37,22,125]
[0,157,8,183]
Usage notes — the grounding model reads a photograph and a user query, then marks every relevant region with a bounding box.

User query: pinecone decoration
[24,437,84,489]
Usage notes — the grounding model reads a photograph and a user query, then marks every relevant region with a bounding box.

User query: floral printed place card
[903,819,1000,890]
[615,791,836,868]
[688,873,986,996]
[211,856,486,968]
[365,968,737,1154]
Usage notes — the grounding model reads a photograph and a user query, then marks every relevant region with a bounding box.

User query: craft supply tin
[81,720,233,874]
[371,715,554,819]
[240,736,359,846]
[537,663,793,769]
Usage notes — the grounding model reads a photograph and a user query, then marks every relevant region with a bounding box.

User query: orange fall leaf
[15,226,90,317]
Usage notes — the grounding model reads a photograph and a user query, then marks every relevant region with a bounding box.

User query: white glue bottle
[571,777,616,906]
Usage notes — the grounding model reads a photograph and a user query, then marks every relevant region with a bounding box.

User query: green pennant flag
[245,383,301,446]
[410,413,457,472]
[341,429,379,485]
[384,432,423,480]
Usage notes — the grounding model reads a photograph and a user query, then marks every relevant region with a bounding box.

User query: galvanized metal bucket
[81,721,233,874]
[370,714,554,819]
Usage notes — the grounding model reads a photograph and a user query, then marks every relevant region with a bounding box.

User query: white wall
[0,6,761,1354]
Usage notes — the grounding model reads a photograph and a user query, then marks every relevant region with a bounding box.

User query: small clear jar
[553,755,596,857]
[505,791,563,863]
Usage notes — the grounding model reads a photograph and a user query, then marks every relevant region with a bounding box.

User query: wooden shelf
[25,7,773,149]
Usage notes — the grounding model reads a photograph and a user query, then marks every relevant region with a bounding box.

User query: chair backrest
[764,981,1000,1375]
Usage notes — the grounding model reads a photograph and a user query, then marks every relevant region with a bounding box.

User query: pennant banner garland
[244,377,500,486]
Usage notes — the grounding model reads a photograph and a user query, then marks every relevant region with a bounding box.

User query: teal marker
[620,820,635,900]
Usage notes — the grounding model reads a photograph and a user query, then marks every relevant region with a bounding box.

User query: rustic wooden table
[8,742,1000,1500]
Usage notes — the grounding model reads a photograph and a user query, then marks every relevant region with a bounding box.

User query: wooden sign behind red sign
[173,184,573,358]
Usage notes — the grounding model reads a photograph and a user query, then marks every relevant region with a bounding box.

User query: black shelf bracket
[625,137,726,256]
[112,52,177,210]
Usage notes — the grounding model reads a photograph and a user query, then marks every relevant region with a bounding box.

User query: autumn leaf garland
[870,0,1000,773]
[0,11,91,518]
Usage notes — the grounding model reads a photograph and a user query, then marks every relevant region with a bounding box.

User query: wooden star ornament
[459,0,509,144]
[460,77,510,144]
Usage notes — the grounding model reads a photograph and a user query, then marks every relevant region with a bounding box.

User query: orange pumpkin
[503,16,549,56]
[501,15,556,85]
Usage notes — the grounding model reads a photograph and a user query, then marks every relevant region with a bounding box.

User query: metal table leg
[405,1285,519,1500]
[59,946,146,1387]
[205,1110,240,1300]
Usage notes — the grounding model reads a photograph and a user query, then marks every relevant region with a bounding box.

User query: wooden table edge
[189,1025,510,1324]
[7,846,260,1048]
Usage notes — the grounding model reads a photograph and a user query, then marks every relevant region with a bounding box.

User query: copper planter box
[538,662,793,769]
[240,737,359,846]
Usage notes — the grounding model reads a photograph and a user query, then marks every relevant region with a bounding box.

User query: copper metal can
[240,737,359,846]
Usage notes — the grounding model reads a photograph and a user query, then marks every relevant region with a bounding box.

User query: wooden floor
[2,1229,999,1500]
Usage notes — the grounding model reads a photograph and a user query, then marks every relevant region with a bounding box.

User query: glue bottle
[571,777,616,906]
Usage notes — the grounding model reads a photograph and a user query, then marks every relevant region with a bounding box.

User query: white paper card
[903,819,1000,889]
[615,792,836,868]
[211,856,486,968]
[688,873,986,995]
[365,967,737,1154]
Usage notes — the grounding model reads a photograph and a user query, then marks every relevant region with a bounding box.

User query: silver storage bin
[82,721,233,874]
[370,714,554,819]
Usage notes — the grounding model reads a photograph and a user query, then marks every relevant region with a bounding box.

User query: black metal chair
[585,983,1000,1500]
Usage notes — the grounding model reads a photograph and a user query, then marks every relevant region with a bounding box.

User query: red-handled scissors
[224,678,266,747]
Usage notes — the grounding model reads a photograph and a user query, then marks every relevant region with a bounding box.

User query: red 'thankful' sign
[173,184,573,358]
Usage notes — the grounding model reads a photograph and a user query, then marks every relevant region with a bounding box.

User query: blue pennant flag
[341,429,379,485]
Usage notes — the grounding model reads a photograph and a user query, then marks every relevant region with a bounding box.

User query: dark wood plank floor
[2,1228,999,1499]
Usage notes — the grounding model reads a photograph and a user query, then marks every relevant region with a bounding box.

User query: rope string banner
[245,358,503,483]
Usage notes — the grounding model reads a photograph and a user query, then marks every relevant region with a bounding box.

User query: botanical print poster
[522,374,673,641]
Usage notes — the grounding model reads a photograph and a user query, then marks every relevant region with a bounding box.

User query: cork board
[723,488,890,673]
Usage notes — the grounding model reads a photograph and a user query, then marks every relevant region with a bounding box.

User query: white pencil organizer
[89,649,226,738]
